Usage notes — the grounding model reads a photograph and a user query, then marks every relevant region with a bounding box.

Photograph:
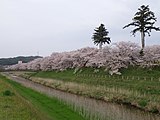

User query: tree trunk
[141,31,145,50]
[99,42,102,49]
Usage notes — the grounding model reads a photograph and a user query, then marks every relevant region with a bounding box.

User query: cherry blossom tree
[6,41,160,75]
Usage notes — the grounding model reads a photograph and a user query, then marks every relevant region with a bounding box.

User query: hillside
[0,56,42,66]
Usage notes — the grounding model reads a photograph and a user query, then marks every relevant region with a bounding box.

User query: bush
[3,90,14,96]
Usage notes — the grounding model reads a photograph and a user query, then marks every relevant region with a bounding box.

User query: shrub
[138,100,147,108]
[3,90,14,96]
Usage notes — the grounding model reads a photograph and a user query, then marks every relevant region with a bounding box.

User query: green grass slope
[23,67,160,113]
[0,75,42,120]
[0,74,86,120]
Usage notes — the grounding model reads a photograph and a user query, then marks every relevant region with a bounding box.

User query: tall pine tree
[92,24,111,49]
[123,5,160,52]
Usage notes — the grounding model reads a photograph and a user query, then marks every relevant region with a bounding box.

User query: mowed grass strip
[0,74,86,120]
[0,75,42,120]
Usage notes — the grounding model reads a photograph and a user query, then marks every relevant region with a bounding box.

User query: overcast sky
[0,0,160,58]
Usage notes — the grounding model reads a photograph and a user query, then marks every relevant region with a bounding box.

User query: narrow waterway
[3,72,160,120]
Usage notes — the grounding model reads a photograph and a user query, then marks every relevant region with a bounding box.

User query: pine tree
[92,24,111,49]
[123,5,160,51]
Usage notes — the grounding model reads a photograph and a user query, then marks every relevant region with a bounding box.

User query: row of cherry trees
[7,41,160,75]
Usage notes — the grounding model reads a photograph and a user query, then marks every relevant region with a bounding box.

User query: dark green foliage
[92,24,111,49]
[0,56,42,66]
[3,90,14,96]
[123,5,160,49]
[138,100,148,108]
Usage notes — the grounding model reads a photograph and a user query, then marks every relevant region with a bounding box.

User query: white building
[18,61,22,64]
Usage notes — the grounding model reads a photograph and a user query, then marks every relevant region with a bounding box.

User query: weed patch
[3,90,14,96]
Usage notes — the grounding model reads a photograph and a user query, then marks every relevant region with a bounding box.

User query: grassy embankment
[18,67,160,114]
[0,74,86,120]
[0,74,44,120]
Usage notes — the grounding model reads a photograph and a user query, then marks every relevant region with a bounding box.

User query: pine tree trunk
[141,31,145,50]
[99,42,102,49]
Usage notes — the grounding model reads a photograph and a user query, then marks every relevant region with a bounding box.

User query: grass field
[30,67,160,96]
[0,75,42,120]
[0,74,86,120]
[18,67,160,114]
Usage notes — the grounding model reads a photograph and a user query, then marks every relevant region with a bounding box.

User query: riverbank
[2,72,160,120]
[14,67,160,114]
[0,74,85,120]
[0,74,44,120]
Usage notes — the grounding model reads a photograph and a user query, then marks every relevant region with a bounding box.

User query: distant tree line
[0,56,42,66]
